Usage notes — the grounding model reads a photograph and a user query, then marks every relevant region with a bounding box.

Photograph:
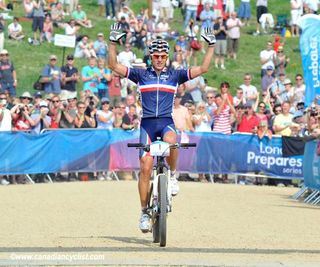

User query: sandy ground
[0,181,319,267]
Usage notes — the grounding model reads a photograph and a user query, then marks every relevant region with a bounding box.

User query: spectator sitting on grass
[71,4,92,28]
[74,35,96,59]
[8,17,25,41]
[41,14,54,43]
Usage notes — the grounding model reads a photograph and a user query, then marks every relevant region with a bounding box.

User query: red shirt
[237,114,259,133]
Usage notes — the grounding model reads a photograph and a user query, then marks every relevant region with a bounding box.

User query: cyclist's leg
[161,119,177,171]
[139,120,156,209]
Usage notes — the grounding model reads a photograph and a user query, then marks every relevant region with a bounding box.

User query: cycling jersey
[127,67,191,118]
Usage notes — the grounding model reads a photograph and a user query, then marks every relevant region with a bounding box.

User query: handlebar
[127,142,197,150]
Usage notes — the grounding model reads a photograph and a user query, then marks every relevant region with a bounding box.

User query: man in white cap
[40,55,62,95]
[94,33,108,59]
[30,100,51,134]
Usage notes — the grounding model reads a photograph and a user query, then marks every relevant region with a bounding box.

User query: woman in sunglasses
[108,23,216,233]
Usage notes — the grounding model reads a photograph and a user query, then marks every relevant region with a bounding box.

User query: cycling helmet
[148,39,170,54]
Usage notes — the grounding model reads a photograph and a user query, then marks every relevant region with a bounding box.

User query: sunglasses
[152,54,168,60]
[206,96,213,99]
[102,102,110,105]
[52,100,60,103]
[22,97,31,100]
[275,109,282,113]
[0,97,6,100]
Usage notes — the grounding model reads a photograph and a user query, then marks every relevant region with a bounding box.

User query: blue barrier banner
[303,140,320,190]
[0,130,303,178]
[299,14,320,106]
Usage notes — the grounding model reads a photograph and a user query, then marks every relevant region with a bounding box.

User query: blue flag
[298,14,320,106]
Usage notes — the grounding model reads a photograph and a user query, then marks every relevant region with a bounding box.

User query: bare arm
[108,42,128,77]
[189,46,214,79]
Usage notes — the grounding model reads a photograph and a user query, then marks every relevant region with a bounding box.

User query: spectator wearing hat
[8,17,25,41]
[291,110,307,137]
[30,100,51,134]
[277,78,294,107]
[30,91,43,115]
[94,33,108,59]
[96,97,113,129]
[40,55,62,95]
[61,54,79,99]
[269,72,286,102]
[19,91,33,106]
[71,4,92,28]
[261,65,275,96]
[105,0,116,20]
[260,41,276,77]
[0,49,17,97]
[0,91,11,131]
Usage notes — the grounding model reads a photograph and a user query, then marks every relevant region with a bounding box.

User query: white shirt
[260,49,276,70]
[239,84,258,104]
[96,110,114,130]
[0,108,12,131]
[117,51,136,68]
[8,23,22,34]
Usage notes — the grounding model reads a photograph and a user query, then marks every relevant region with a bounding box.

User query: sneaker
[107,15,111,20]
[221,65,226,70]
[0,179,10,185]
[139,211,151,233]
[215,63,219,68]
[170,172,179,196]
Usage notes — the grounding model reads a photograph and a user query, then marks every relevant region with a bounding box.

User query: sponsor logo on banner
[247,142,303,176]
[298,14,320,106]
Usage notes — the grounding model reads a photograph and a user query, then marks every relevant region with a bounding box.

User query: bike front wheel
[158,174,168,247]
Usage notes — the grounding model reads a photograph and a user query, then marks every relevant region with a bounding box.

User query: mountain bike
[128,140,196,247]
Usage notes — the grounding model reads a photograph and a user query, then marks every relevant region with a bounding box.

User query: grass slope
[6,0,300,96]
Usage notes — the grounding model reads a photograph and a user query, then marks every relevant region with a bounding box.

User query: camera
[89,101,95,107]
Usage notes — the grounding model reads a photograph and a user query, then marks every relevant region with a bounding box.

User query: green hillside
[5,0,300,96]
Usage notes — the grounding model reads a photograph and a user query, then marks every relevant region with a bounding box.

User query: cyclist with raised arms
[108,23,216,233]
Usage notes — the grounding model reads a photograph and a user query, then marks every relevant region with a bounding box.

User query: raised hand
[109,23,126,43]
[201,27,216,47]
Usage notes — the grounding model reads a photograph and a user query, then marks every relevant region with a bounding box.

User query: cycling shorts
[139,117,176,158]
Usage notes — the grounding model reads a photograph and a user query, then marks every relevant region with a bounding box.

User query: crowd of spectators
[0,0,320,185]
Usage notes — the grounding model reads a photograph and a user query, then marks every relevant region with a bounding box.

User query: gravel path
[0,181,319,266]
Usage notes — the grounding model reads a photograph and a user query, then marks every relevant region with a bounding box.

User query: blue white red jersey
[127,66,191,118]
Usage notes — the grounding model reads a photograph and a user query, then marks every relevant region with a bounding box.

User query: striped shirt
[213,106,232,134]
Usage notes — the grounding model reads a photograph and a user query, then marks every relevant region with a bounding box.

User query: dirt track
[0,181,319,267]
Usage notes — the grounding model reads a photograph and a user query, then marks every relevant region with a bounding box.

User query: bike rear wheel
[158,174,168,247]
